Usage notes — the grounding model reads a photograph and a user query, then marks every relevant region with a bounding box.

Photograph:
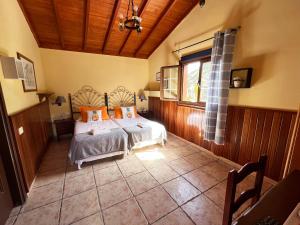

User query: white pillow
[121,106,136,119]
[86,110,102,122]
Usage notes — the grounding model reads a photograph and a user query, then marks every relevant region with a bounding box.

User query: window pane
[182,61,201,102]
[199,61,212,102]
[163,67,178,99]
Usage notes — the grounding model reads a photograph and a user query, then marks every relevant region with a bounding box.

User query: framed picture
[17,52,37,92]
[156,72,161,82]
[230,68,253,88]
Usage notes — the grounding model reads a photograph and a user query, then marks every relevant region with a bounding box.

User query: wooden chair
[222,155,267,225]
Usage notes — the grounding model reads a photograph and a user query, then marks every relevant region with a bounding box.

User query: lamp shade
[138,89,147,101]
[54,96,66,106]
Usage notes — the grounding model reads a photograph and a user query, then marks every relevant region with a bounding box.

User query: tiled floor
[5,134,275,225]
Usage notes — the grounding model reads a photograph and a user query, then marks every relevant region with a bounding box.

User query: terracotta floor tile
[126,171,159,195]
[63,173,96,198]
[201,161,234,181]
[60,189,100,225]
[115,154,138,165]
[118,159,146,177]
[98,179,132,209]
[148,164,179,184]
[72,213,104,225]
[33,168,65,188]
[168,158,197,175]
[163,177,200,205]
[15,201,60,225]
[161,151,181,162]
[5,216,17,225]
[22,182,63,212]
[136,186,177,223]
[184,152,216,168]
[182,195,223,225]
[66,165,93,179]
[153,208,194,225]
[169,148,195,157]
[183,168,219,192]
[38,158,67,174]
[204,180,227,209]
[94,165,123,186]
[9,206,21,217]
[93,159,117,171]
[103,198,147,225]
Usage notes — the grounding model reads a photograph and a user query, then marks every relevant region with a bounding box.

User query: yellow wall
[0,0,47,114]
[40,49,149,119]
[149,0,300,110]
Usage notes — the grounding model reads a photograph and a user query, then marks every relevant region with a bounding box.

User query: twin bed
[68,86,167,169]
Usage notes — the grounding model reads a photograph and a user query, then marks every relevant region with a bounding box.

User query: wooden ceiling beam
[134,0,176,57]
[83,0,90,50]
[147,1,199,57]
[101,0,121,53]
[118,0,150,55]
[51,0,65,49]
[17,0,41,46]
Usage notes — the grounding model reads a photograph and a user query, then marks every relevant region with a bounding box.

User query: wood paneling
[284,105,300,176]
[17,0,199,58]
[10,101,52,191]
[149,97,297,181]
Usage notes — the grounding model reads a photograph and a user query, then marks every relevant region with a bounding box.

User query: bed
[68,86,129,169]
[108,86,167,149]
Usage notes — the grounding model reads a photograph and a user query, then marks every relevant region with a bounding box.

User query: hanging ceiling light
[119,0,142,33]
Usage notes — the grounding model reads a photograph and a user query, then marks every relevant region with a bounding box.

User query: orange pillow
[79,106,109,122]
[114,106,138,119]
[114,107,122,119]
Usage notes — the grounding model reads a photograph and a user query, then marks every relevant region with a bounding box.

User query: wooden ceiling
[17,0,199,58]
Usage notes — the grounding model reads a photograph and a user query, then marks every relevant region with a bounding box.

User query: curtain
[204,29,237,145]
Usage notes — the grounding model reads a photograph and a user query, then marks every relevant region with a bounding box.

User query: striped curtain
[204,30,237,145]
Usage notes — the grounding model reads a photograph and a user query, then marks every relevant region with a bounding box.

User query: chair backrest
[222,155,267,225]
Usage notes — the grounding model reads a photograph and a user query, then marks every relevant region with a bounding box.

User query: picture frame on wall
[17,52,37,92]
[156,72,161,81]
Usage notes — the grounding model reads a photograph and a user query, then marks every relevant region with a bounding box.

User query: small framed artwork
[230,68,253,88]
[17,52,37,92]
[156,72,161,82]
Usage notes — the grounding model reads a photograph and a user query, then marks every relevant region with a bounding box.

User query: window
[180,49,212,105]
[160,65,180,100]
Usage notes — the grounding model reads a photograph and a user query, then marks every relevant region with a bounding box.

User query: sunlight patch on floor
[135,150,165,161]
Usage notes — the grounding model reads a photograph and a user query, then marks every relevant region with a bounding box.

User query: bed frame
[68,85,136,120]
[68,86,137,169]
[107,86,136,110]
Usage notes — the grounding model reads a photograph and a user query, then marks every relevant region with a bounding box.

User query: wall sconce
[53,96,66,106]
[138,90,147,102]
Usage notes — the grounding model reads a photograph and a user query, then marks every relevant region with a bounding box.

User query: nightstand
[54,118,74,140]
[137,110,152,119]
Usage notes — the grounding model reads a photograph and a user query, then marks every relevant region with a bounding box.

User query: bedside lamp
[138,89,147,102]
[54,96,66,106]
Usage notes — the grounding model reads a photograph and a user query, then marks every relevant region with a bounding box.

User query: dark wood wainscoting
[9,101,52,191]
[149,97,297,181]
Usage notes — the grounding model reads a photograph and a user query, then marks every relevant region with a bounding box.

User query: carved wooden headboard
[68,85,108,120]
[108,86,136,110]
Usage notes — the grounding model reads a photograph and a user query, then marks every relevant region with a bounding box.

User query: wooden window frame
[178,55,211,108]
[160,65,180,101]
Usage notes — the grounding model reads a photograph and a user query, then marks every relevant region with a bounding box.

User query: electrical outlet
[18,126,24,135]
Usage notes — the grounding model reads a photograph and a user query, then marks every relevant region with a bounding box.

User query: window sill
[177,101,206,110]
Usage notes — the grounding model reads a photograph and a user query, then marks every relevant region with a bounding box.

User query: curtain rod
[172,26,241,53]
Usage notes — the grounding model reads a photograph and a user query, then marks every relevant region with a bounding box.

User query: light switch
[18,126,24,135]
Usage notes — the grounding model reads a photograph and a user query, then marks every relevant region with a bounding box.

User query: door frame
[0,83,27,205]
